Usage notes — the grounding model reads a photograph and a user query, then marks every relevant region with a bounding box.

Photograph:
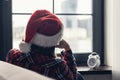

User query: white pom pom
[19,42,31,53]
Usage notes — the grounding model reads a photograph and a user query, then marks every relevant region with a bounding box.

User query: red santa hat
[19,10,63,53]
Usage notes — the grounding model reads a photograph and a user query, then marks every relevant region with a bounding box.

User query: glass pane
[55,15,93,53]
[12,15,31,48]
[12,0,53,13]
[13,15,92,53]
[54,0,92,14]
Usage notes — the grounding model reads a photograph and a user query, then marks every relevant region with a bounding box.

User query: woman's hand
[56,39,71,51]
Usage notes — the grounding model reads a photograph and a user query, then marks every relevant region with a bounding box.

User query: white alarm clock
[87,52,101,69]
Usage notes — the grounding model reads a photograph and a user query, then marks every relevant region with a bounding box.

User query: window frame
[0,0,104,66]
[54,0,104,66]
[92,0,104,66]
[0,0,12,61]
[74,0,104,66]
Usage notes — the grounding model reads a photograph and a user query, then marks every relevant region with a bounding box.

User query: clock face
[88,58,96,67]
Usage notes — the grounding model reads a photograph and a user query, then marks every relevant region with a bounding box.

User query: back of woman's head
[19,10,63,54]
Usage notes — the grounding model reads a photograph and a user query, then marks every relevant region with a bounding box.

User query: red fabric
[6,49,77,80]
[25,10,62,43]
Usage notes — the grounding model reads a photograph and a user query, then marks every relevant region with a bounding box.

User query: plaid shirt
[6,49,77,80]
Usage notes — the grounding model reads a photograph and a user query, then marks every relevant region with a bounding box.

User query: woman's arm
[56,39,77,79]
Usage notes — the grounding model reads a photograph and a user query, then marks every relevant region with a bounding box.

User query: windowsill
[77,66,112,75]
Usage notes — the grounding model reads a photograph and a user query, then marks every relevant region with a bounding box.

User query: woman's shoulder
[9,48,21,53]
[8,48,22,56]
[6,49,23,61]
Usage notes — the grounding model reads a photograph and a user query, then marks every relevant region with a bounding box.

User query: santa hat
[19,10,63,53]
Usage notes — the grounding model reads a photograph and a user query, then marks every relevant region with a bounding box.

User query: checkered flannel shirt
[6,49,77,80]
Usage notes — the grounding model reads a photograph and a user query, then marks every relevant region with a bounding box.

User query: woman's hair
[30,44,56,58]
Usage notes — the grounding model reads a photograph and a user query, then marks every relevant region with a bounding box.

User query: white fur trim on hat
[19,42,31,53]
[19,29,63,53]
[31,29,63,47]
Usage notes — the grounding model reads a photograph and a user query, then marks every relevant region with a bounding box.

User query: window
[0,0,104,65]
[12,0,93,53]
[54,0,93,54]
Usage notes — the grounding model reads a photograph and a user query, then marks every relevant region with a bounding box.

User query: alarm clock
[87,52,101,69]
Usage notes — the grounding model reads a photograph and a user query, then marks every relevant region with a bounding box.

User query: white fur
[31,30,63,47]
[19,42,31,53]
[19,30,63,53]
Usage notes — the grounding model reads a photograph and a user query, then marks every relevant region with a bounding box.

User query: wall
[105,0,120,80]
[112,0,120,79]
[104,0,113,67]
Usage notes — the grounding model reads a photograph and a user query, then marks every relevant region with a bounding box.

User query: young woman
[6,10,84,80]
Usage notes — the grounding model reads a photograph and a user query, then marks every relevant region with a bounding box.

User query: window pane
[55,15,93,53]
[54,0,92,14]
[12,0,53,13]
[12,15,92,53]
[12,15,31,48]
